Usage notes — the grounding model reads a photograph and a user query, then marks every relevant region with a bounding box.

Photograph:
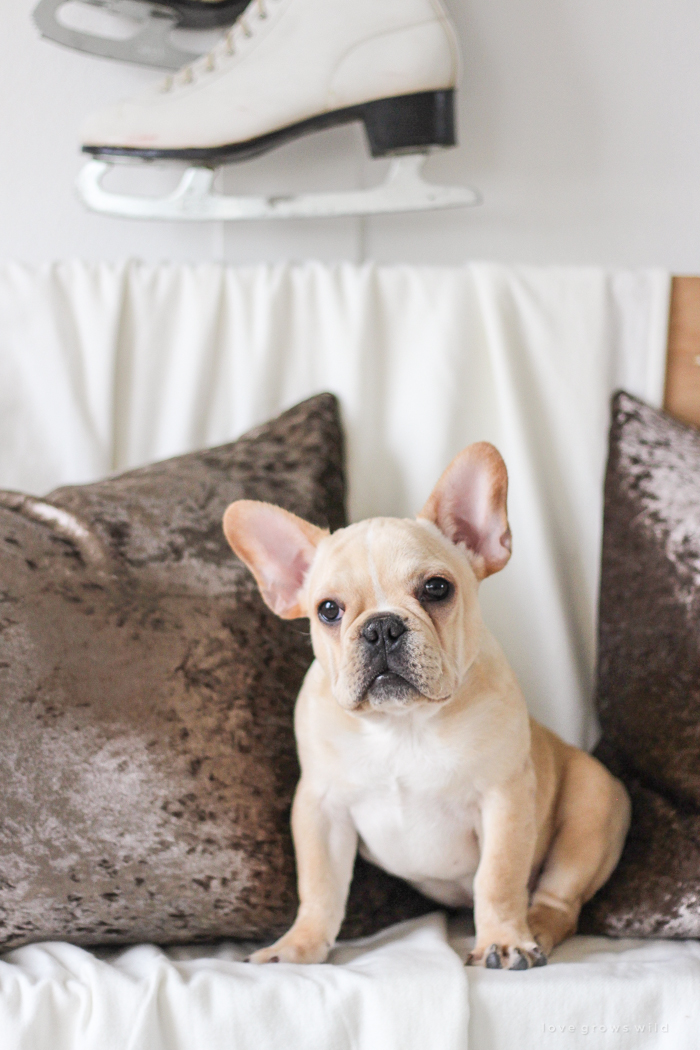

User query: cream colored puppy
[223,443,630,970]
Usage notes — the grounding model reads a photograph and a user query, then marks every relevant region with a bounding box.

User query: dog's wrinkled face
[223,441,512,715]
[304,518,482,711]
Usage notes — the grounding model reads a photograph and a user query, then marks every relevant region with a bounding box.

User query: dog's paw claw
[246,938,330,965]
[467,940,548,970]
[508,948,529,970]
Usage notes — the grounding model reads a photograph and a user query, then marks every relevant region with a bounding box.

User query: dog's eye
[318,600,343,624]
[422,577,452,602]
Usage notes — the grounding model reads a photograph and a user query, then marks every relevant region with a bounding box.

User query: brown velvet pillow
[0,394,432,950]
[580,391,700,938]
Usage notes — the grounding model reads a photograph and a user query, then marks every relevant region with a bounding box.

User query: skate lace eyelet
[193,0,268,76]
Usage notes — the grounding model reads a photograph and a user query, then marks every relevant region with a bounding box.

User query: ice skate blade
[33,0,201,69]
[76,156,480,221]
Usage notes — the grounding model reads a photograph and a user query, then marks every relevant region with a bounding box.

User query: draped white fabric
[0,261,675,1049]
[2,913,699,1050]
[0,261,669,747]
[453,923,700,1050]
[0,914,470,1050]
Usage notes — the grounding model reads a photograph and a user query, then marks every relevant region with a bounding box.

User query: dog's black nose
[361,615,406,649]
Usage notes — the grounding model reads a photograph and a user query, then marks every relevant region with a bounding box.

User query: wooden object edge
[664,276,700,428]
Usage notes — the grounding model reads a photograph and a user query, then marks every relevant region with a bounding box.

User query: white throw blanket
[3,916,699,1050]
[0,261,670,748]
[0,914,469,1050]
[453,923,700,1050]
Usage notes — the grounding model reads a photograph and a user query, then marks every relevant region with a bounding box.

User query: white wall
[2,0,700,268]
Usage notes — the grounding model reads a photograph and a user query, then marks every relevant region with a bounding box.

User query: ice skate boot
[33,0,248,70]
[77,0,480,220]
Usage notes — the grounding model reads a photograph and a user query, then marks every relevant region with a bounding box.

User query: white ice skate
[77,0,480,221]
[33,0,248,69]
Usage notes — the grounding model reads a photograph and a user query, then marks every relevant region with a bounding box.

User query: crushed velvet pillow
[0,394,432,949]
[581,391,700,938]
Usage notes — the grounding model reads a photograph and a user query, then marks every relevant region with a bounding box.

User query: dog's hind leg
[527,749,631,955]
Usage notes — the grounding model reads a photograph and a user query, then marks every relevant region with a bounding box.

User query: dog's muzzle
[358,613,414,703]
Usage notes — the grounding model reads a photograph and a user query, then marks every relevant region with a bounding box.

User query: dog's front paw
[247,935,330,965]
[467,941,547,970]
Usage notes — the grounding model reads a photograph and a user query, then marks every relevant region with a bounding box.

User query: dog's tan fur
[223,442,630,969]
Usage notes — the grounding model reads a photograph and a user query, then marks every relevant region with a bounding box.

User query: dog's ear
[418,442,512,580]
[223,501,328,618]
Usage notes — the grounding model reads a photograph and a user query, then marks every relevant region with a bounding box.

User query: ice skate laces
[160,0,273,91]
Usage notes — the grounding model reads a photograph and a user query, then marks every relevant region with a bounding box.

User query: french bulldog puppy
[223,442,630,969]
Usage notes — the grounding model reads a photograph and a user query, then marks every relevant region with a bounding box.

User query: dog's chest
[333,716,482,891]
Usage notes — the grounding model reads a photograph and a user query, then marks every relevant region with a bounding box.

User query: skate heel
[360,90,456,158]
